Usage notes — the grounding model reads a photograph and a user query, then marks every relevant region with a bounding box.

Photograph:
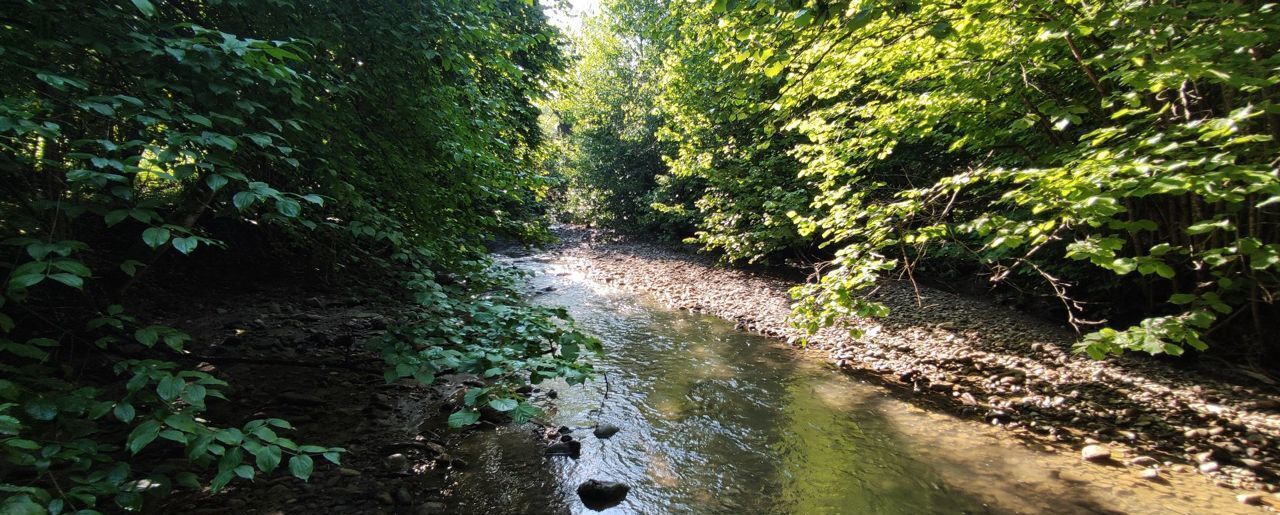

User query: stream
[439,255,1251,514]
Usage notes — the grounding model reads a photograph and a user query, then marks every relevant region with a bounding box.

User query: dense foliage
[550,0,1279,359]
[0,1,597,512]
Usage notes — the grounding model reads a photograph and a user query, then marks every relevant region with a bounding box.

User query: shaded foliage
[0,1,595,512]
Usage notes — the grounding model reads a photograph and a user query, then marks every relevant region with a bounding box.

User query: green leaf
[252,425,278,443]
[288,454,314,481]
[7,274,44,290]
[252,444,282,473]
[210,468,235,492]
[171,237,198,255]
[207,174,229,192]
[47,273,83,289]
[134,327,158,347]
[511,402,541,424]
[487,398,518,412]
[447,410,480,428]
[276,198,301,217]
[142,227,171,249]
[164,413,199,433]
[131,0,157,17]
[233,464,255,480]
[114,402,136,423]
[156,376,184,401]
[184,114,213,127]
[128,420,161,454]
[233,192,257,211]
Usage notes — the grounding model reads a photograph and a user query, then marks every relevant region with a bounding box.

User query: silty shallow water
[440,256,1257,515]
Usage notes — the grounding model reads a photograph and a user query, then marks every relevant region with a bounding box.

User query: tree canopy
[546,0,1279,359]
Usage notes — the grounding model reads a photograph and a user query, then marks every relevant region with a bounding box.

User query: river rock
[1199,461,1220,473]
[576,479,630,511]
[1130,456,1158,467]
[546,440,581,457]
[1138,468,1160,481]
[385,453,408,471]
[593,424,621,439]
[1237,493,1264,505]
[1081,445,1111,462]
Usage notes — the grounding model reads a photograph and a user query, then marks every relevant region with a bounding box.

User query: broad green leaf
[142,227,171,249]
[447,410,480,428]
[288,454,314,481]
[127,420,161,454]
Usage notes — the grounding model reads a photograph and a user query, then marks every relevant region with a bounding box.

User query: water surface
[442,256,1254,515]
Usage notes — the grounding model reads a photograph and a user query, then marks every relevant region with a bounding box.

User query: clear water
[440,256,1253,515]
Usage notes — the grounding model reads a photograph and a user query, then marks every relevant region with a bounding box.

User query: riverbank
[550,227,1280,504]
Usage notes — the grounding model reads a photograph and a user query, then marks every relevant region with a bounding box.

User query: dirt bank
[551,228,1280,503]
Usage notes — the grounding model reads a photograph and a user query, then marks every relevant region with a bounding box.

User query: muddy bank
[552,228,1280,502]
[134,286,471,514]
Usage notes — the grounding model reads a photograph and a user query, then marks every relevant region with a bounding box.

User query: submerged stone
[593,424,621,439]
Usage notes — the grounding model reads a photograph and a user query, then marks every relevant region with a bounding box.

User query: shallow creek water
[442,256,1255,514]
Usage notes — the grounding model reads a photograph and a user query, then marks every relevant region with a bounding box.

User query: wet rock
[1081,445,1111,462]
[385,453,408,471]
[394,487,413,505]
[546,440,581,457]
[479,406,512,424]
[337,468,361,477]
[416,502,448,514]
[593,424,621,439]
[576,479,630,511]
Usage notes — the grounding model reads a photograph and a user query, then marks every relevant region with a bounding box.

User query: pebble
[1237,493,1264,505]
[385,453,408,471]
[338,468,361,477]
[1130,456,1159,467]
[1199,461,1220,473]
[1138,468,1160,481]
[1081,445,1111,462]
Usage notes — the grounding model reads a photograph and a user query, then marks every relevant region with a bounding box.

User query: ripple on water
[446,257,1259,515]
